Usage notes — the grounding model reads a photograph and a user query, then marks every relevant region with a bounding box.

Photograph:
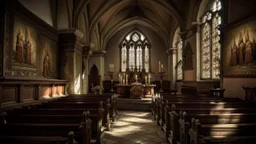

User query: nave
[101,111,167,144]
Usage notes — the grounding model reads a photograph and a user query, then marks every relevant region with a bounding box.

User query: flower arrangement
[91,85,104,94]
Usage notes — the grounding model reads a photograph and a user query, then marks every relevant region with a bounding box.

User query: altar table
[115,84,155,98]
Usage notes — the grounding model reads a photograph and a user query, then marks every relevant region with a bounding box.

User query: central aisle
[101,111,168,144]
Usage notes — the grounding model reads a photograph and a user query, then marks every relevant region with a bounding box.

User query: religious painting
[12,19,37,70]
[223,19,256,77]
[39,36,57,78]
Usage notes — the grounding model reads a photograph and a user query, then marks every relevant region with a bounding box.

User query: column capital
[59,28,84,53]
[179,31,188,40]
[91,50,107,57]
[166,47,177,55]
[84,42,95,49]
[59,28,84,39]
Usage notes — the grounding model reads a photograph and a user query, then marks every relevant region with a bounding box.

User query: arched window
[120,31,150,72]
[200,0,222,79]
[177,36,183,80]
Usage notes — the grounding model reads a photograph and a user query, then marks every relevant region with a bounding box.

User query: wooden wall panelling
[21,85,35,102]
[2,85,17,106]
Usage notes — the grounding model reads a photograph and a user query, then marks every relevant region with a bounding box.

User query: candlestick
[122,79,125,85]
[158,61,161,73]
[126,75,128,85]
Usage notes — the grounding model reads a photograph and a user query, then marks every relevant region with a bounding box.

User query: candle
[126,75,128,85]
[158,61,161,73]
[122,79,125,85]
[135,74,137,81]
[109,64,114,72]
[148,74,151,84]
[145,76,148,84]
[120,76,122,84]
[161,64,163,72]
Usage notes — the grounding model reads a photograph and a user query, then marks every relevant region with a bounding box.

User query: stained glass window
[212,14,221,78]
[129,44,135,71]
[201,23,211,79]
[200,0,221,79]
[177,37,183,80]
[136,44,142,71]
[145,45,149,72]
[121,32,150,72]
[121,44,127,72]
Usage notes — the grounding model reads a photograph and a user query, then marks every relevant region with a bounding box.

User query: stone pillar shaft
[59,28,84,94]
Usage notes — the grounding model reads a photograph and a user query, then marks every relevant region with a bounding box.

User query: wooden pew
[152,94,241,121]
[0,111,92,144]
[54,96,115,125]
[164,102,256,144]
[159,101,255,128]
[54,95,118,122]
[34,100,111,131]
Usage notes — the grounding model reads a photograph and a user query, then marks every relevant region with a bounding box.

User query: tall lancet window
[121,42,127,72]
[177,37,183,80]
[144,43,149,72]
[120,31,151,72]
[200,0,222,79]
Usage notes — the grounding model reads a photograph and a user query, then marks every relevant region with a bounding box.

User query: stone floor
[101,111,168,144]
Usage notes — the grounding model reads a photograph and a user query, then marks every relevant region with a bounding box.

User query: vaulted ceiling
[53,0,194,51]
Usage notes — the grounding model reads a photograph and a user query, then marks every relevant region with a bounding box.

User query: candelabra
[108,71,114,92]
[159,72,165,92]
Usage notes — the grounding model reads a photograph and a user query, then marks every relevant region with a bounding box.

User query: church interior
[0,0,256,143]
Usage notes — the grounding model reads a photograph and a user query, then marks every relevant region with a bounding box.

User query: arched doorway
[88,64,100,92]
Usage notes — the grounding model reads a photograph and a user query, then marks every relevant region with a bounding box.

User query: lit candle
[126,75,128,85]
[158,61,161,73]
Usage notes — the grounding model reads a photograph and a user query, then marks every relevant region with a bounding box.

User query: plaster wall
[18,0,53,26]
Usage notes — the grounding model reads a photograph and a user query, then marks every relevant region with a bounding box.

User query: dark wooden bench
[0,111,91,144]
[0,135,67,144]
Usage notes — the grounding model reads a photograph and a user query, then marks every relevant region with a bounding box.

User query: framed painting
[223,19,256,77]
[39,35,57,79]
[12,18,37,71]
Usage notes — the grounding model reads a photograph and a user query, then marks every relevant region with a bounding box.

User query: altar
[115,84,155,99]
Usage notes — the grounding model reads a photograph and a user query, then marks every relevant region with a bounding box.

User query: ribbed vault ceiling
[72,0,188,50]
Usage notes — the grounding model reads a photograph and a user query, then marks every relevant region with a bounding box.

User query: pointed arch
[198,0,222,80]
[90,64,99,75]
[120,30,151,72]
[184,42,193,70]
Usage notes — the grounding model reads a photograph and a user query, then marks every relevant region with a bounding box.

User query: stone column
[196,24,201,81]
[59,28,84,94]
[90,51,106,89]
[82,42,93,94]
[179,31,188,81]
[166,48,177,89]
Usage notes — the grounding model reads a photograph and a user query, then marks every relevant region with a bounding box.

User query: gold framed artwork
[12,18,37,70]
[223,19,256,77]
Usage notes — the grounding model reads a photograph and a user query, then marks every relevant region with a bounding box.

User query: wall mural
[12,20,37,69]
[40,36,57,78]
[223,19,256,76]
